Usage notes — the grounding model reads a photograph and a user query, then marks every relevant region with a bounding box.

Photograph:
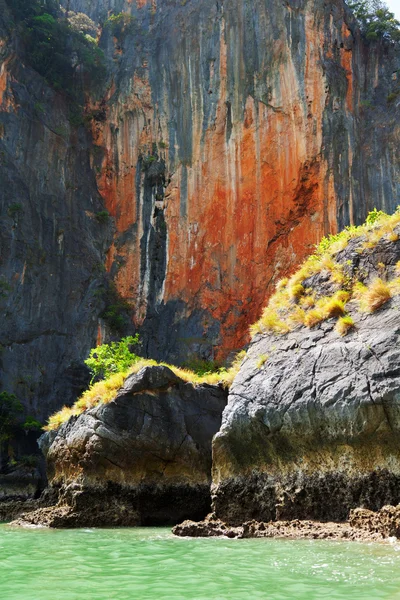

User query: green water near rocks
[1,525,400,600]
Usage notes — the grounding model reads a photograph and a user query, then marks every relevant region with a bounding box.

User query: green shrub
[365,207,387,225]
[85,335,141,381]
[182,358,225,377]
[22,416,43,432]
[95,210,110,223]
[99,282,132,333]
[0,392,22,442]
[17,455,39,468]
[7,203,23,218]
[103,13,137,39]
[348,0,400,42]
[7,0,106,120]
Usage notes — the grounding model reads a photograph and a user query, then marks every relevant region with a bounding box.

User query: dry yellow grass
[288,283,304,301]
[318,291,349,318]
[250,208,400,338]
[256,354,269,369]
[335,315,355,336]
[389,277,400,296]
[299,294,315,309]
[358,278,392,313]
[45,352,247,432]
[303,308,326,328]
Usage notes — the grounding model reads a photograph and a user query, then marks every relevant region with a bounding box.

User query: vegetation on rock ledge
[7,0,105,116]
[251,208,400,338]
[348,0,400,41]
[44,342,245,431]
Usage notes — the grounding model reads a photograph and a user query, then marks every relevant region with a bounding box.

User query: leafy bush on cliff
[251,208,400,338]
[103,13,138,40]
[0,392,22,442]
[96,281,133,333]
[7,0,105,94]
[85,335,141,381]
[348,0,400,41]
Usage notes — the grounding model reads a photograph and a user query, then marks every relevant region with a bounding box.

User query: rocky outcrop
[350,505,400,538]
[0,467,42,501]
[24,366,227,527]
[211,232,400,525]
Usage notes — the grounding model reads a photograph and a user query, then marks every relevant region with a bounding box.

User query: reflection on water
[1,525,400,599]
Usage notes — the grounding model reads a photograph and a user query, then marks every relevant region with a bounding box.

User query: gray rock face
[0,467,42,501]
[42,366,227,526]
[212,239,400,524]
[0,2,112,423]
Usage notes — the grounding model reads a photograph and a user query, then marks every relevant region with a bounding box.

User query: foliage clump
[348,0,400,41]
[96,282,133,333]
[85,335,141,381]
[103,12,138,40]
[251,208,400,340]
[7,0,105,110]
[0,392,22,442]
[335,315,355,336]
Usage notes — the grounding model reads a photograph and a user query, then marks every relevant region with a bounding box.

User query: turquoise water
[1,525,400,600]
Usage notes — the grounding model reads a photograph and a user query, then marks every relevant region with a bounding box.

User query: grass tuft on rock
[357,278,392,313]
[335,315,355,337]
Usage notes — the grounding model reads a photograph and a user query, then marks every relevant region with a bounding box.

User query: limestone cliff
[68,0,400,363]
[0,0,399,427]
[0,1,112,422]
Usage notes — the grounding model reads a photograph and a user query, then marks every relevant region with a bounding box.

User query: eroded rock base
[174,506,400,543]
[212,470,400,526]
[10,482,212,528]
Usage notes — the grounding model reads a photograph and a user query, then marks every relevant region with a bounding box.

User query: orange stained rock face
[0,56,15,112]
[91,5,356,359]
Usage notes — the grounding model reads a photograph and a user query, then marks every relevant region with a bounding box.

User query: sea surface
[1,524,400,599]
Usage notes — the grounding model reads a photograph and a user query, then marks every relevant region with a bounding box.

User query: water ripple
[1,525,400,599]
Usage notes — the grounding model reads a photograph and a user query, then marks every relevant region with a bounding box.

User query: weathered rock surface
[0,467,42,502]
[350,505,400,538]
[28,366,227,527]
[0,499,41,523]
[211,235,400,524]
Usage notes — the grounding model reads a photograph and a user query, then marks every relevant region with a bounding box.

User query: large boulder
[35,366,227,527]
[212,236,400,525]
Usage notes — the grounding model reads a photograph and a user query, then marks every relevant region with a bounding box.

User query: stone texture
[0,467,42,501]
[211,233,400,525]
[36,365,227,526]
[350,505,400,538]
